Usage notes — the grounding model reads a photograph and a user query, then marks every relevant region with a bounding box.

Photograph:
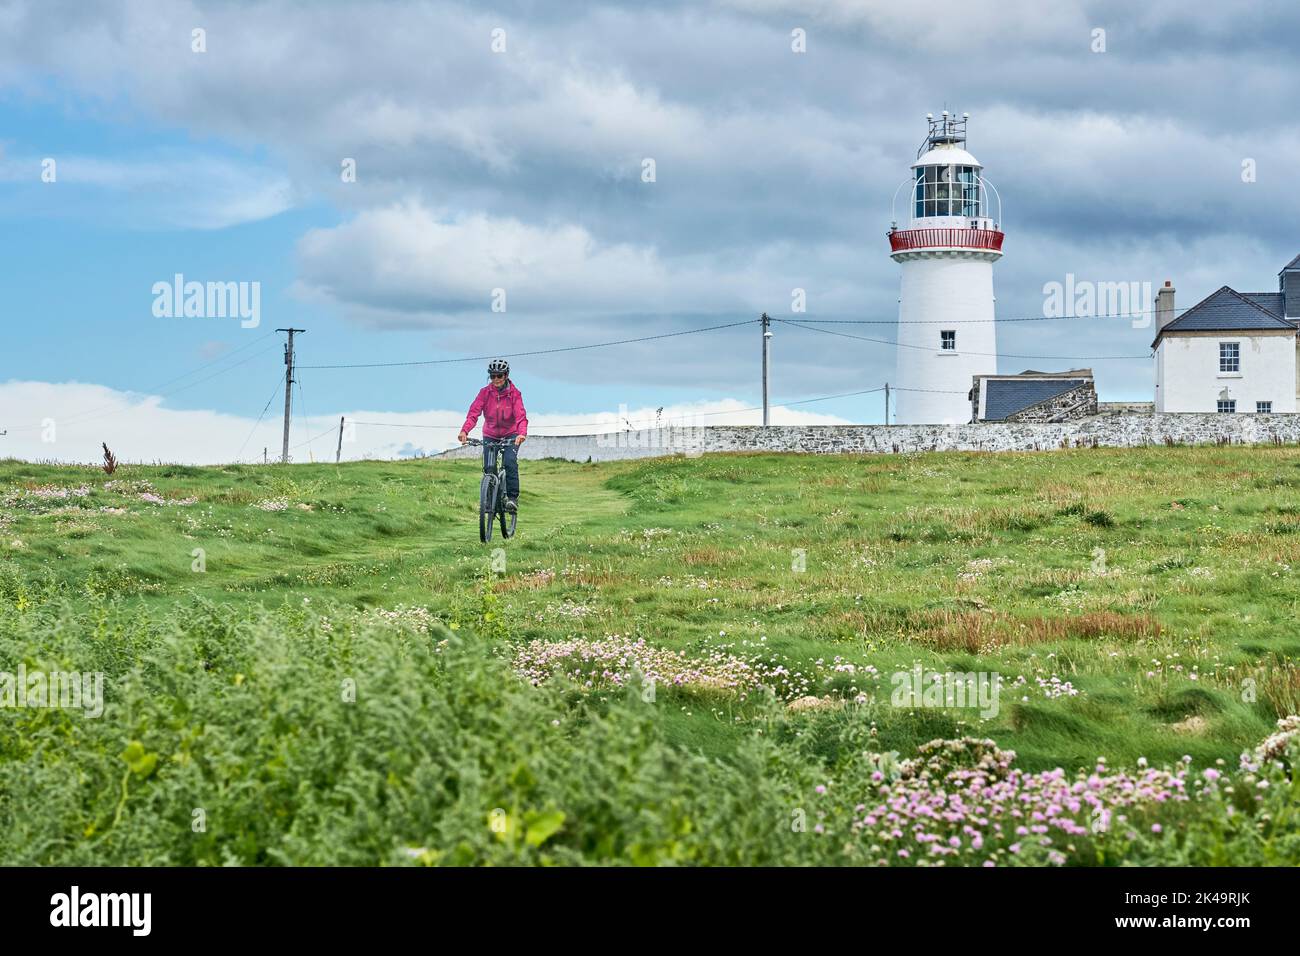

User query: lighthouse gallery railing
[888,228,1005,252]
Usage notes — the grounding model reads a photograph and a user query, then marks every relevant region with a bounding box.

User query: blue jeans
[483,436,520,499]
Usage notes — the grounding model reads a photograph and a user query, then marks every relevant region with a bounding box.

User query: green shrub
[1,599,1299,866]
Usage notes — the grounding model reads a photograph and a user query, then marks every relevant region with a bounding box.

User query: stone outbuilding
[969,369,1098,423]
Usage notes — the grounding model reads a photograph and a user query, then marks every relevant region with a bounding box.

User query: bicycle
[464,437,518,542]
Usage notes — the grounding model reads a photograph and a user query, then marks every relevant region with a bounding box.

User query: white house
[1153,255,1300,414]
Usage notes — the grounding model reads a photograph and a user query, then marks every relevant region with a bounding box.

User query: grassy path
[0,456,632,608]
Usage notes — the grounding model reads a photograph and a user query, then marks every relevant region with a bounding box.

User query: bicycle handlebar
[463,437,515,447]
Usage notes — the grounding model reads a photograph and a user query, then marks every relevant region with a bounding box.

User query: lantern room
[910,112,996,227]
[913,160,983,220]
[889,110,1003,254]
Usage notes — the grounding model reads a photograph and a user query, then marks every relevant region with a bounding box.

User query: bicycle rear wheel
[479,474,497,543]
[499,502,517,539]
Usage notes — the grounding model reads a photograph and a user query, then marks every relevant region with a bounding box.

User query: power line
[784,302,1202,325]
[0,297,1177,439]
[535,384,965,428]
[135,331,279,391]
[287,371,339,454]
[349,420,462,429]
[290,306,1156,377]
[295,373,316,460]
[775,319,1152,360]
[348,386,895,433]
[295,319,756,370]
[66,342,283,431]
[284,309,1139,441]
[288,423,339,452]
[4,333,280,433]
[585,386,888,427]
[236,370,286,462]
[8,305,1145,452]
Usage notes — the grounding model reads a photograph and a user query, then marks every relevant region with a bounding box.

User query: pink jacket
[462,380,529,439]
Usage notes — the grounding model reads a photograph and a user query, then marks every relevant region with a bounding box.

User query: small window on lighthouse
[941,330,956,350]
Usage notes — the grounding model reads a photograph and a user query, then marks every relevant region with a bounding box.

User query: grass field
[2,446,1299,865]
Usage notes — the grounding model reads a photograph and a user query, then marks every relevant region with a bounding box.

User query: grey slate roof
[983,378,1088,421]
[1152,286,1296,348]
[1242,292,1285,316]
[1280,253,1300,273]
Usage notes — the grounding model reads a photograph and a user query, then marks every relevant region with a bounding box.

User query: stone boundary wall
[435,414,1300,463]
[1096,401,1155,415]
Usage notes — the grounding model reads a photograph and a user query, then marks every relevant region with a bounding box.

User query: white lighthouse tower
[888,111,1003,423]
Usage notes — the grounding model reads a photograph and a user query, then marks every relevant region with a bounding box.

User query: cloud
[296,204,683,318]
[717,0,1088,50]
[0,0,1297,408]
[0,151,294,229]
[0,381,850,465]
[293,201,843,324]
[970,107,1300,243]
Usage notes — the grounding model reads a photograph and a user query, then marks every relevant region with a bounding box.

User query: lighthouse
[888,111,1003,424]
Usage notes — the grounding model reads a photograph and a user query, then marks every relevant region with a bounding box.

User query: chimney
[1282,263,1299,319]
[1155,280,1176,330]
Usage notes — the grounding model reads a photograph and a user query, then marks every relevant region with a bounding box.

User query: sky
[1,0,1298,463]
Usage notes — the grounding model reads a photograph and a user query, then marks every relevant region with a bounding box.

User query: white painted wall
[1155,332,1297,413]
[893,253,998,423]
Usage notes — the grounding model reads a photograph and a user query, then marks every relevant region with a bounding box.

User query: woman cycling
[458,358,528,512]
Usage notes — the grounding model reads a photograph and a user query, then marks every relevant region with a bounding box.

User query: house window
[1257,401,1272,414]
[1217,399,1236,414]
[940,330,956,350]
[1219,342,1240,372]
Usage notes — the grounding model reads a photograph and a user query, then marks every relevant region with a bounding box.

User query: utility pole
[336,416,345,464]
[884,383,890,425]
[760,312,772,426]
[276,328,305,464]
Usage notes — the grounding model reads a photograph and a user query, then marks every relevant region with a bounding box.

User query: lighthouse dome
[912,145,982,169]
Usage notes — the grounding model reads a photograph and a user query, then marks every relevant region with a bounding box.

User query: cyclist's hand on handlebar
[514,435,525,447]
[457,431,468,444]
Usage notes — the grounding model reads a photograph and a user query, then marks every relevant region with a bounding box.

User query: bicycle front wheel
[479,474,497,543]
